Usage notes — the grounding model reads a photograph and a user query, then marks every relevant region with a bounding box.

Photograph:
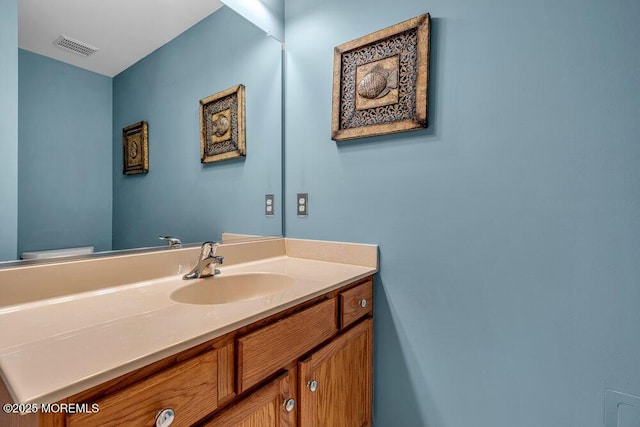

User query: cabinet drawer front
[339,280,373,328]
[67,350,218,427]
[237,298,337,393]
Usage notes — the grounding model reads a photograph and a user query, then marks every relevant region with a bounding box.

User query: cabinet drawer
[67,349,218,427]
[237,298,337,393]
[339,280,373,328]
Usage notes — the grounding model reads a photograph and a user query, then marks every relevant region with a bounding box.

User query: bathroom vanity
[0,238,377,426]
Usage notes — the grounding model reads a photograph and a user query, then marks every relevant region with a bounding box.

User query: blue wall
[0,0,18,261]
[18,50,113,255]
[223,0,284,42]
[112,6,282,249]
[284,0,640,426]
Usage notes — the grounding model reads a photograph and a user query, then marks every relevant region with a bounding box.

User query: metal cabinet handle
[307,379,318,392]
[283,398,295,412]
[359,299,367,308]
[155,408,175,427]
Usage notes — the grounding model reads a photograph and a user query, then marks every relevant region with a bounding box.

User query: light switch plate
[265,194,275,216]
[297,193,308,217]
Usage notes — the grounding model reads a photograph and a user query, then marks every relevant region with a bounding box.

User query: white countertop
[0,242,377,405]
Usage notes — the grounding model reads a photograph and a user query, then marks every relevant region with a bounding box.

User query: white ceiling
[18,0,224,77]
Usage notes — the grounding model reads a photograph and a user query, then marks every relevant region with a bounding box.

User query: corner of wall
[0,0,18,261]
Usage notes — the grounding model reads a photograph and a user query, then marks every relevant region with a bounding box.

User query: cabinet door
[204,369,296,427]
[298,318,373,427]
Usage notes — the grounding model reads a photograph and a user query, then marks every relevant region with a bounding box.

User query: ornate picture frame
[122,121,149,175]
[200,84,246,163]
[331,14,430,141]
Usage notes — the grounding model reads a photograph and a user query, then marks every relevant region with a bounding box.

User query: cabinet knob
[307,379,319,392]
[283,398,295,412]
[359,299,367,308]
[155,408,175,427]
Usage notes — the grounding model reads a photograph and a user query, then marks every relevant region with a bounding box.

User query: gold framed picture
[331,14,430,141]
[122,121,149,175]
[200,84,246,163]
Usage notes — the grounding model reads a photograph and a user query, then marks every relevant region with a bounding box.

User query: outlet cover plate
[297,193,308,217]
[265,194,275,216]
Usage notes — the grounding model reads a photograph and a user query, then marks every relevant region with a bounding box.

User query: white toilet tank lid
[21,246,95,260]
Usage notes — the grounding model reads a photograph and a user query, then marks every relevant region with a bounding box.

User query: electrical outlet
[297,193,308,217]
[265,194,275,216]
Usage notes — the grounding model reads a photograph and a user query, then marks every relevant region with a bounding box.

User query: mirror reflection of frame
[200,84,247,164]
[122,121,149,175]
[6,2,283,264]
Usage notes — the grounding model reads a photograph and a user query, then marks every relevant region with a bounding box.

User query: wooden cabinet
[204,369,297,427]
[10,276,373,427]
[339,279,373,329]
[67,349,220,427]
[237,299,338,393]
[298,319,373,427]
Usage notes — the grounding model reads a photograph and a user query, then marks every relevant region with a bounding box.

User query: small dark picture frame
[122,121,149,175]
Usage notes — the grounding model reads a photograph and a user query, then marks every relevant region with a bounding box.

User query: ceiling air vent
[53,35,98,57]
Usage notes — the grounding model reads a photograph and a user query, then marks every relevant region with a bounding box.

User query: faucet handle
[182,242,223,280]
[159,236,182,248]
[200,241,222,259]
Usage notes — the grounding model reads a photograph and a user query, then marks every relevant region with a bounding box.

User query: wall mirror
[4,0,284,265]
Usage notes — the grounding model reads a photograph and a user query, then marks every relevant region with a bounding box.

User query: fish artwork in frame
[200,84,246,163]
[331,13,430,141]
[122,121,149,175]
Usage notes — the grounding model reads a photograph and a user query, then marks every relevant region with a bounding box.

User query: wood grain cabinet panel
[66,349,219,427]
[339,280,373,329]
[217,341,236,403]
[298,318,373,427]
[237,298,338,393]
[203,369,296,427]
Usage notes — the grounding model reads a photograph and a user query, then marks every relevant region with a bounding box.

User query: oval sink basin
[170,272,295,305]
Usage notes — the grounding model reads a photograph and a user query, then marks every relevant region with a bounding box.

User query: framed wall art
[200,84,246,163]
[122,121,149,175]
[331,13,430,141]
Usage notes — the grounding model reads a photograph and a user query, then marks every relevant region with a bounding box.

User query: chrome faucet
[183,242,224,280]
[159,236,182,249]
